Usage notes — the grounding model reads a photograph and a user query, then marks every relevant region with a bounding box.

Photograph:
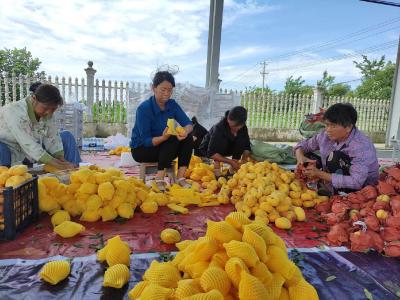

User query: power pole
[260,61,268,93]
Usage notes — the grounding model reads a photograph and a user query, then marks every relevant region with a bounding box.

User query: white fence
[0,62,390,136]
[237,90,390,134]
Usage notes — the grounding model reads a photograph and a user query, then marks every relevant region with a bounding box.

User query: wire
[360,0,400,7]
[268,41,397,72]
[262,17,400,62]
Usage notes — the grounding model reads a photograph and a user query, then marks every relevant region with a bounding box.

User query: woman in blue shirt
[130,71,193,191]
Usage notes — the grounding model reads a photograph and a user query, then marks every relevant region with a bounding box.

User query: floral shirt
[0,96,63,165]
[294,127,379,190]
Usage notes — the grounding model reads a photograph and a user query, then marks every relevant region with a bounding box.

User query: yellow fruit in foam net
[192,238,219,261]
[39,195,60,213]
[128,281,150,299]
[140,283,173,299]
[8,165,28,176]
[200,267,231,295]
[5,175,26,188]
[184,289,224,300]
[62,200,82,217]
[176,240,194,251]
[185,261,209,279]
[250,261,273,285]
[39,260,70,285]
[263,272,285,299]
[86,194,103,211]
[103,264,130,288]
[51,210,71,227]
[100,205,118,221]
[224,257,249,289]
[265,245,297,280]
[206,220,242,243]
[39,176,60,189]
[53,221,85,238]
[141,201,158,213]
[288,278,319,300]
[80,210,101,222]
[78,182,98,194]
[210,251,229,269]
[242,226,267,262]
[225,211,251,231]
[294,206,306,221]
[95,172,112,184]
[117,202,134,219]
[160,228,181,244]
[143,260,181,288]
[98,182,115,201]
[238,270,268,300]
[275,217,292,230]
[174,279,202,299]
[223,240,259,268]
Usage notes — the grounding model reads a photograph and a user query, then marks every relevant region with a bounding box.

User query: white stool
[139,161,176,183]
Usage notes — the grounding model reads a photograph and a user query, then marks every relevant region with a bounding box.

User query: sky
[0,0,399,91]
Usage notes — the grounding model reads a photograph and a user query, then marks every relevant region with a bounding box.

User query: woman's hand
[229,159,241,171]
[302,163,320,179]
[48,158,75,170]
[177,129,188,141]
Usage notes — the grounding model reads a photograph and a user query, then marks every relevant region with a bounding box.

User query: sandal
[176,178,192,188]
[154,180,167,192]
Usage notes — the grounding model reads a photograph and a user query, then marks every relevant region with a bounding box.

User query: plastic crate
[0,176,39,240]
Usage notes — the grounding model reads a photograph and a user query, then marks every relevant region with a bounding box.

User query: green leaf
[164,221,183,225]
[73,243,83,248]
[66,258,73,264]
[396,290,400,298]
[325,275,336,282]
[114,217,128,224]
[364,288,374,300]
[35,223,44,229]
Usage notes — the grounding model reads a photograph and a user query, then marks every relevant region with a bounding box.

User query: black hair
[323,103,357,127]
[29,81,42,93]
[34,84,63,106]
[192,116,198,125]
[152,71,175,87]
[227,106,247,125]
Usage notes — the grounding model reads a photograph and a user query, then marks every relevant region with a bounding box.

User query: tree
[0,47,44,77]
[353,55,385,79]
[0,48,44,105]
[326,83,351,97]
[284,76,313,95]
[353,55,395,99]
[317,70,335,93]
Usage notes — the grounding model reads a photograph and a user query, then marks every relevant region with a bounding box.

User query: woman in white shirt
[0,83,80,168]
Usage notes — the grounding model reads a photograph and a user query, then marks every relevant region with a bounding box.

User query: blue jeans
[0,131,81,167]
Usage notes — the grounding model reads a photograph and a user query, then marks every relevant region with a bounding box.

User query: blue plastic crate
[0,176,39,240]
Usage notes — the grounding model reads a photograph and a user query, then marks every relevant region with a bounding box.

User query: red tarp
[0,206,329,259]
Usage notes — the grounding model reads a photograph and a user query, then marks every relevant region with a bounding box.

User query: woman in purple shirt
[130,71,193,191]
[295,103,379,195]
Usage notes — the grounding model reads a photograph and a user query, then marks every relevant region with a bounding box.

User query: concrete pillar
[85,61,96,121]
[312,87,323,113]
[205,0,224,90]
[386,36,400,147]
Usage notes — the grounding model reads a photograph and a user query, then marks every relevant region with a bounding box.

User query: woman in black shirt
[199,106,251,177]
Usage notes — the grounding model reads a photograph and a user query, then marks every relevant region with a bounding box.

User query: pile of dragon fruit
[316,165,400,257]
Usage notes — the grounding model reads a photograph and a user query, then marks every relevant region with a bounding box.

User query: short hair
[227,106,247,125]
[34,84,63,106]
[152,71,175,87]
[323,103,357,127]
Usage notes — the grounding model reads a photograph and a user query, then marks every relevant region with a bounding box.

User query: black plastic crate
[0,176,39,240]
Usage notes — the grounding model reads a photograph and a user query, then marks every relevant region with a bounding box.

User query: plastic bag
[250,140,296,164]
[104,133,130,150]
